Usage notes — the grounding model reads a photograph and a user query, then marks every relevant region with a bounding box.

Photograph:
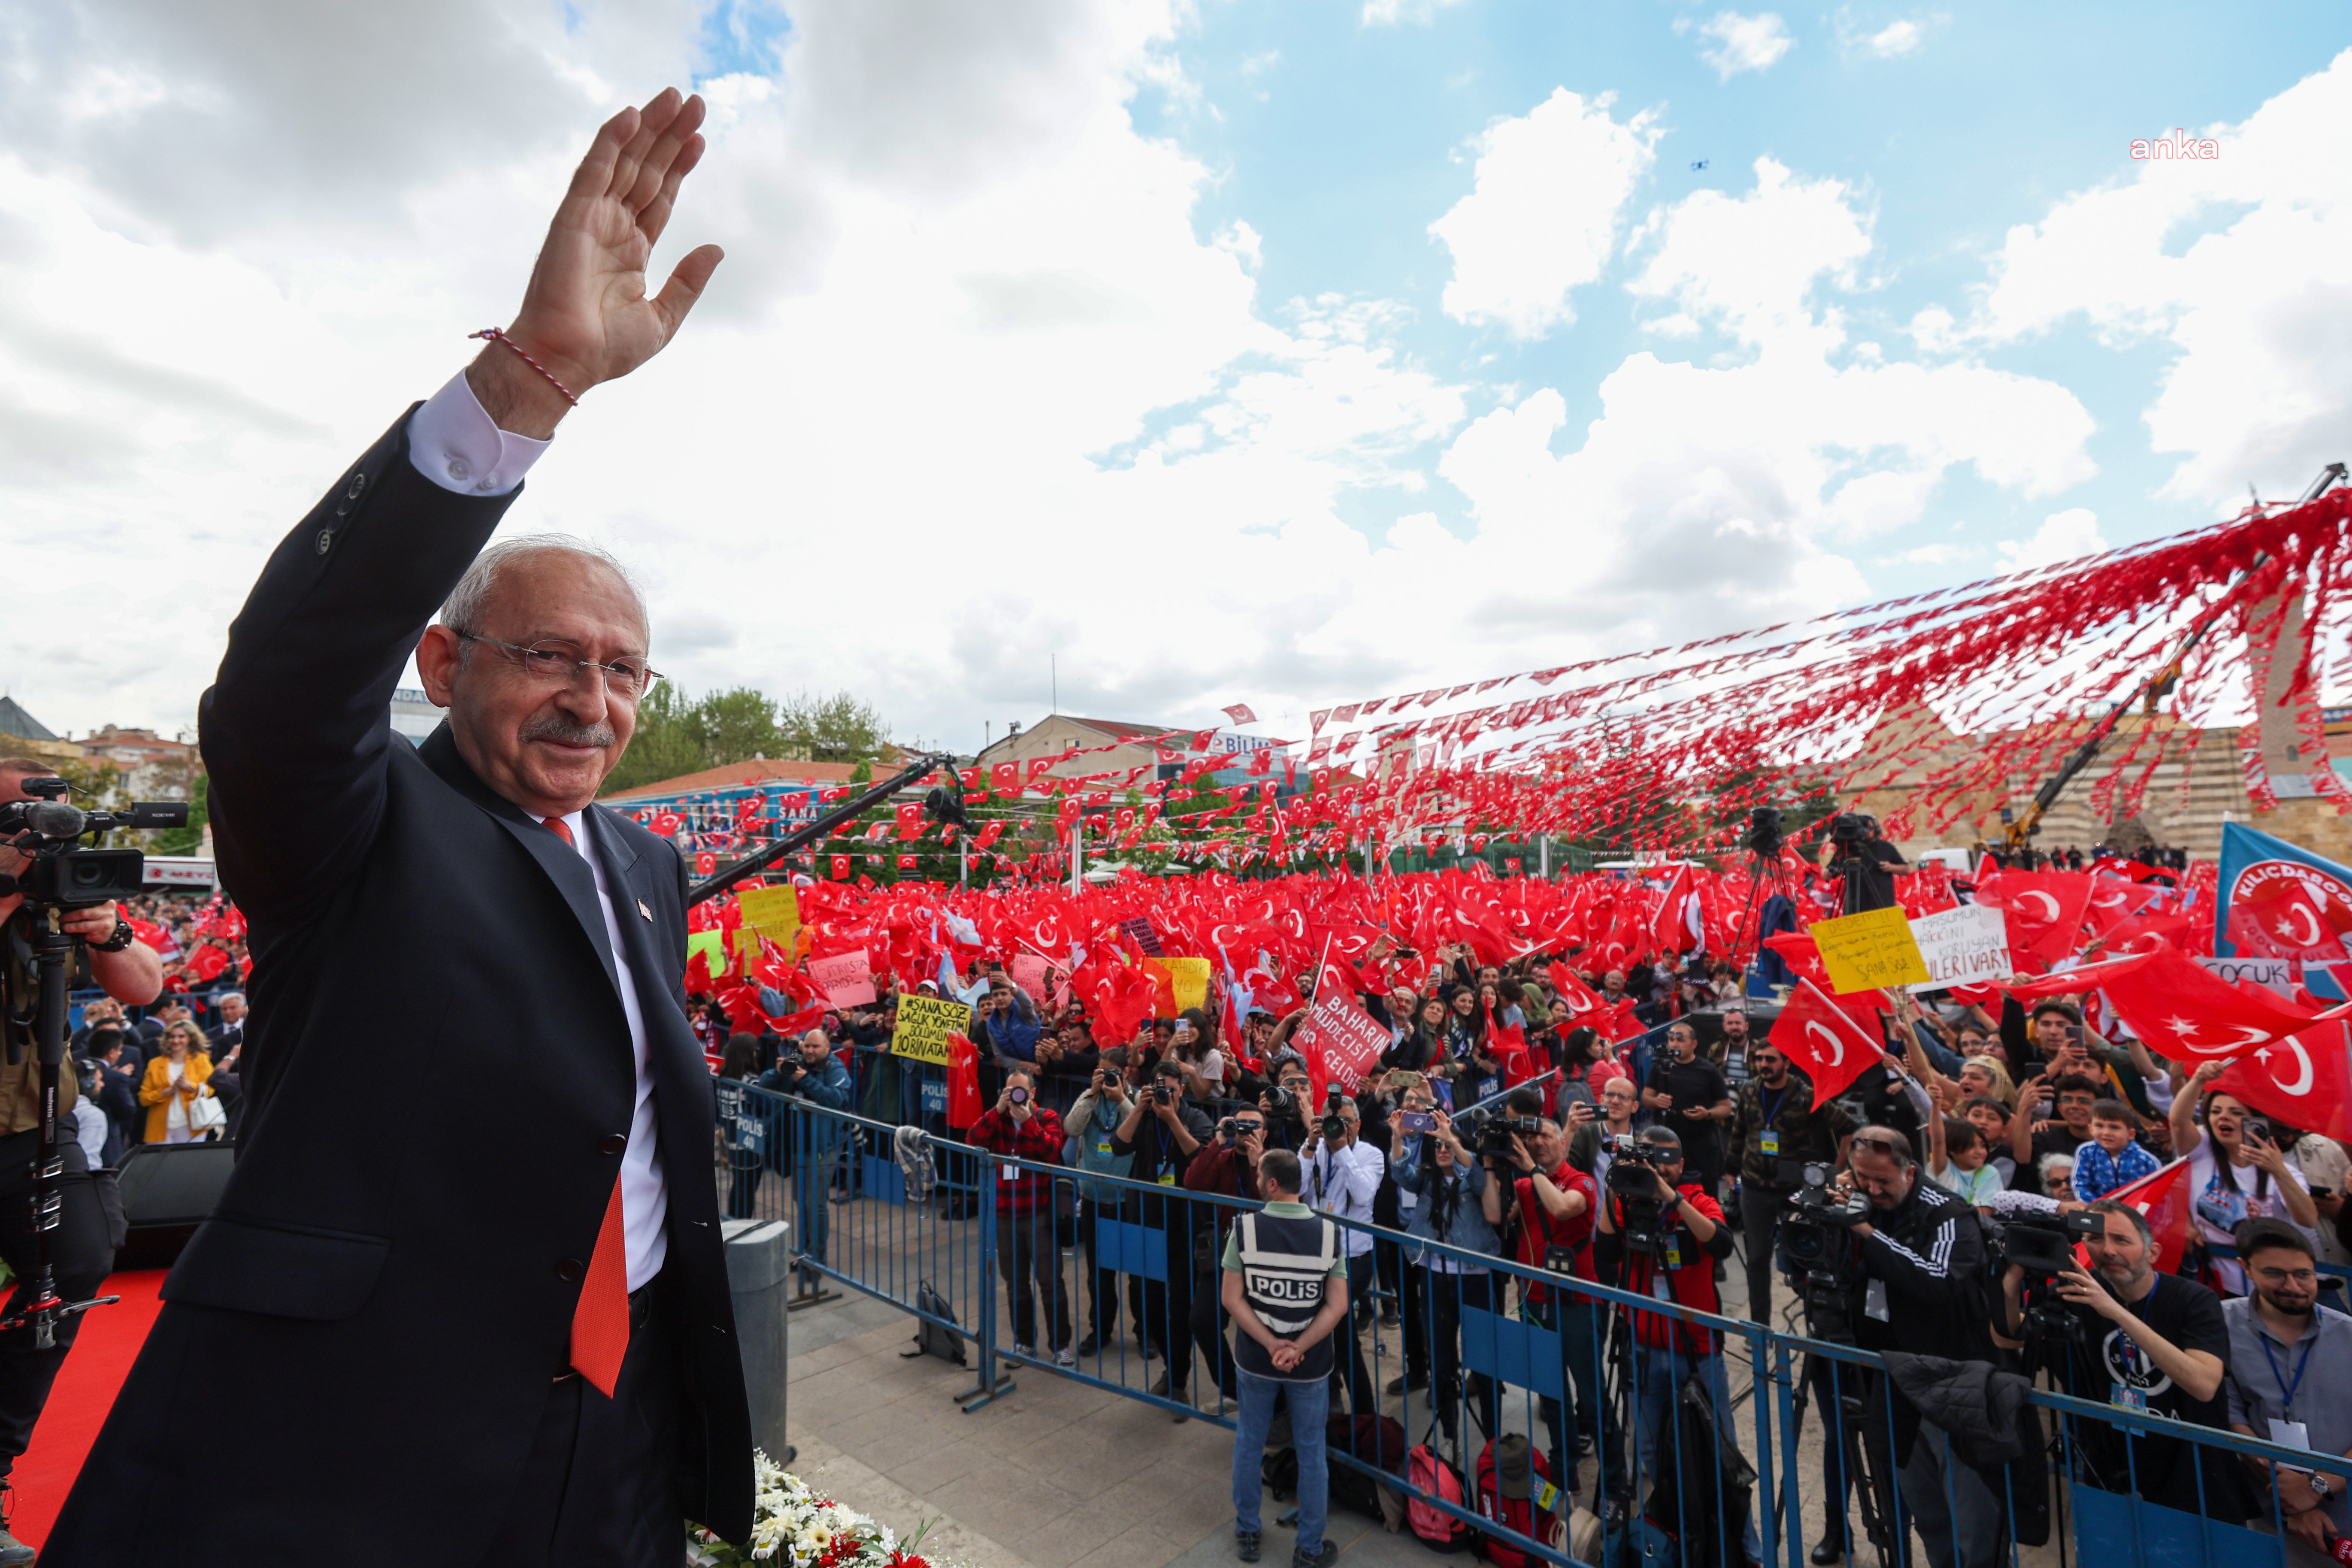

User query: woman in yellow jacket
[139,1019,219,1143]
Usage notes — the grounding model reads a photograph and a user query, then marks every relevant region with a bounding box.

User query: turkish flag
[2227,878,2352,964]
[1772,979,1883,1102]
[2211,1018,2352,1143]
[829,855,851,880]
[1223,703,1258,725]
[1649,865,1698,955]
[2102,1157,2195,1275]
[186,944,228,982]
[1548,961,1601,1012]
[991,762,1020,793]
[944,1032,984,1130]
[649,811,684,838]
[1982,871,2094,968]
[2099,944,2342,1063]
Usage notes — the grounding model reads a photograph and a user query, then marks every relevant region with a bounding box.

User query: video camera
[1827,812,1874,851]
[1996,1208,2103,1276]
[0,777,186,908]
[1991,1208,2103,1345]
[1603,1131,1666,1196]
[1775,1163,1873,1341]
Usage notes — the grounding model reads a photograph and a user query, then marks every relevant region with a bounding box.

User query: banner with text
[892,995,972,1065]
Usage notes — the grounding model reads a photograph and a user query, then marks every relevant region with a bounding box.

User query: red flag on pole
[1772,979,1883,1103]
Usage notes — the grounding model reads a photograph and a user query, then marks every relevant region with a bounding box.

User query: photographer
[1113,1059,1214,1413]
[1727,1041,1854,1324]
[1385,1075,1440,1395]
[1303,1094,1383,1414]
[0,758,165,1551]
[2222,1220,2352,1565]
[970,1069,1074,1367]
[1505,1117,1622,1507]
[1393,1108,1504,1461]
[763,1029,852,1293]
[1641,1020,1732,1196]
[1066,1048,1140,1356]
[1592,1126,1753,1553]
[1994,1200,2240,1518]
[1826,814,1910,914]
[1183,1105,1267,1406]
[1256,1056,1315,1155]
[1831,1128,2001,1568]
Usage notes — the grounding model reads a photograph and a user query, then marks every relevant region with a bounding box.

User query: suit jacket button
[557,1258,585,1282]
[599,1134,627,1156]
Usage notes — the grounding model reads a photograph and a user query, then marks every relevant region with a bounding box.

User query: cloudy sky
[4,0,2347,757]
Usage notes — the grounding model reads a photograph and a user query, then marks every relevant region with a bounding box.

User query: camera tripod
[0,908,119,1349]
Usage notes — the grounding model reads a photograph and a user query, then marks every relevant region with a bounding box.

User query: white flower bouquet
[687,1450,963,1568]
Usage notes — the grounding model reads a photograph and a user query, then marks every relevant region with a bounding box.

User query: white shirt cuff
[406,371,551,497]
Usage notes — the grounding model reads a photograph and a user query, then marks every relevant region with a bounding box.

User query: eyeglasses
[458,633,663,699]
[2254,1265,2319,1286]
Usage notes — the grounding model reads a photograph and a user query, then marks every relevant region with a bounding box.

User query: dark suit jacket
[48,407,753,1564]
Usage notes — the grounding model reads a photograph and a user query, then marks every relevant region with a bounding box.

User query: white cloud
[1361,0,1470,26]
[1677,12,1795,82]
[1978,51,2352,509]
[1429,88,1660,339]
[1996,508,2107,572]
[0,0,2106,750]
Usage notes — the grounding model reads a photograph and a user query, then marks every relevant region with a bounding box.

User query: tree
[777,690,890,765]
[148,773,209,856]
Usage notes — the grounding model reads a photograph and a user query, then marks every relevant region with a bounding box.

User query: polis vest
[1232,1210,1339,1383]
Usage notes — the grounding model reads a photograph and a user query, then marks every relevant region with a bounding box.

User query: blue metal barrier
[745,1093,2340,1568]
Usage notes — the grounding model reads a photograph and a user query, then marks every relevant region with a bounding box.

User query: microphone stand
[686,752,960,908]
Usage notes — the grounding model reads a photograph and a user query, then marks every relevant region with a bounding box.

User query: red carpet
[11,1271,167,1548]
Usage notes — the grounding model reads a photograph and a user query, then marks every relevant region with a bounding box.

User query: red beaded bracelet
[469,327,579,406]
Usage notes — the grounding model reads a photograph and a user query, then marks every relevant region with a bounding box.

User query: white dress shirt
[1307,1138,1385,1258]
[532,808,668,1292]
[409,371,551,497]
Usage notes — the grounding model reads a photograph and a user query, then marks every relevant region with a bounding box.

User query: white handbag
[187,1090,228,1138]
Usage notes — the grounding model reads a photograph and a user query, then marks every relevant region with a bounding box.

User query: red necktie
[545,815,632,1395]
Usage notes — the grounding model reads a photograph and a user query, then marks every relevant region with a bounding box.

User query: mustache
[519,714,617,748]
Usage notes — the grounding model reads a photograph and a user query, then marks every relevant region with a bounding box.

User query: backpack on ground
[1405,1426,1477,1553]
[1472,1435,1565,1568]
[901,1280,966,1366]
[1326,1412,1410,1521]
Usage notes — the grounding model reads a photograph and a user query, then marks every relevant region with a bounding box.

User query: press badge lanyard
[2261,1329,2316,1424]
[1759,1089,1788,1155]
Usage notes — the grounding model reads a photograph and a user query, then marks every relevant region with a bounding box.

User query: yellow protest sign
[892,994,971,1065]
[1148,956,1213,1014]
[736,884,802,945]
[1810,905,1931,994]
[685,928,729,978]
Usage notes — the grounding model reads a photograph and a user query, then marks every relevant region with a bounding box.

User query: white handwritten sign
[1904,904,2012,993]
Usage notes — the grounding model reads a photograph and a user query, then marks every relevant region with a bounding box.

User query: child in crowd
[1927,1115,2004,1209]
[2071,1098,2160,1201]
[1959,1096,2016,1188]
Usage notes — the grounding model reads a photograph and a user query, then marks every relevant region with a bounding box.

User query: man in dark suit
[48,88,748,1568]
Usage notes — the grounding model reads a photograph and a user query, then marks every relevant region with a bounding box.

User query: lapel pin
[637,899,653,921]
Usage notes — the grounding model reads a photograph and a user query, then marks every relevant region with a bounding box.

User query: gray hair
[218,992,245,1006]
[438,535,648,654]
[2037,1151,2076,1183]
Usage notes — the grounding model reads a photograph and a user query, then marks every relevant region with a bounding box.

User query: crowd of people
[725,934,2352,1568]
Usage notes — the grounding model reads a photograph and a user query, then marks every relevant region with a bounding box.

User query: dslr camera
[1461,1105,1544,1160]
[1319,1084,1347,1142]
